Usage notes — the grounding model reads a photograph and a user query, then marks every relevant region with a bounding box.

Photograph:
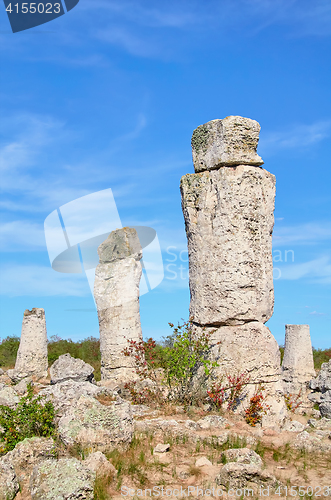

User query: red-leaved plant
[207,372,250,411]
[244,385,270,426]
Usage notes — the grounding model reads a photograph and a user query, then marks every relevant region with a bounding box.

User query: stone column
[282,324,315,398]
[94,227,143,383]
[8,308,48,382]
[180,116,286,427]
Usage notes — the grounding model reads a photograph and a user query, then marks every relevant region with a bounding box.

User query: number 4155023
[6,3,61,14]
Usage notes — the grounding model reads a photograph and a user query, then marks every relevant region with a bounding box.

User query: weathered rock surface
[222,448,263,468]
[216,462,279,490]
[196,415,229,430]
[0,459,19,500]
[50,353,95,384]
[7,308,48,383]
[309,360,331,419]
[0,384,19,407]
[180,165,275,325]
[38,380,113,419]
[3,437,56,491]
[58,394,133,451]
[202,322,286,427]
[14,377,33,395]
[84,451,117,478]
[191,116,264,173]
[29,458,95,500]
[282,325,315,401]
[195,456,212,467]
[94,227,143,382]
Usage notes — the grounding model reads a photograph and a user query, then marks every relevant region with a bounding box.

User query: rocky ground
[0,377,330,499]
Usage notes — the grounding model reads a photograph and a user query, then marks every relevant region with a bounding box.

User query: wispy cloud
[273,222,331,247]
[274,255,331,284]
[0,264,89,297]
[260,120,331,155]
[0,221,45,252]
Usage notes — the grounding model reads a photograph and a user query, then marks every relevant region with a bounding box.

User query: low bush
[0,336,20,369]
[0,383,56,453]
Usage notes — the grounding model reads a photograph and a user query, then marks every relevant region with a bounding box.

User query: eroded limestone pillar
[181,116,286,426]
[282,324,315,397]
[94,227,143,382]
[8,308,48,382]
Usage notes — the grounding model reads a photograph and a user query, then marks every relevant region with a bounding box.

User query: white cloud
[0,264,89,297]
[0,221,45,251]
[273,222,331,247]
[274,255,331,284]
[260,120,331,155]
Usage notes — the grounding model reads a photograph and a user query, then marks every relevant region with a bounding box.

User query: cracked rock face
[50,353,95,384]
[180,165,275,326]
[7,308,48,383]
[191,116,264,173]
[94,227,143,382]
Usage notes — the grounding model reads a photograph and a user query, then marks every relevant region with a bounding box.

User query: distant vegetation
[0,335,330,381]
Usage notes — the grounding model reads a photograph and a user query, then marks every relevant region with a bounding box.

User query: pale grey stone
[216,462,279,490]
[38,380,102,419]
[153,443,170,453]
[222,448,263,468]
[310,360,331,392]
[282,420,305,432]
[180,165,275,325]
[191,116,264,173]
[282,325,315,400]
[0,459,19,500]
[58,394,133,451]
[50,353,95,384]
[8,308,48,382]
[29,458,95,500]
[3,437,56,491]
[0,369,4,376]
[84,451,117,478]
[94,228,143,382]
[14,376,33,395]
[0,385,20,407]
[196,415,229,430]
[195,456,212,467]
[319,402,331,419]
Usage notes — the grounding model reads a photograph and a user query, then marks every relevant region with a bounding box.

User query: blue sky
[0,0,330,348]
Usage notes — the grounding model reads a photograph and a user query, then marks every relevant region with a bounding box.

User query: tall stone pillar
[282,324,315,399]
[180,116,286,426]
[8,308,48,382]
[94,227,143,383]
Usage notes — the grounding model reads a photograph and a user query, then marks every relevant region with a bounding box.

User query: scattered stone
[3,437,56,491]
[50,353,95,384]
[29,458,95,500]
[84,451,117,478]
[38,380,112,419]
[195,456,212,467]
[58,394,133,451]
[191,116,264,173]
[94,227,143,382]
[0,459,19,500]
[185,420,197,430]
[153,443,170,453]
[0,368,4,376]
[14,377,33,395]
[180,165,275,326]
[7,308,48,383]
[282,420,306,432]
[222,448,263,468]
[196,415,229,430]
[0,385,19,408]
[309,360,331,419]
[216,462,279,490]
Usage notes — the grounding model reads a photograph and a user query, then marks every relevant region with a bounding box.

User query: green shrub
[0,336,20,369]
[312,347,331,370]
[0,383,56,453]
